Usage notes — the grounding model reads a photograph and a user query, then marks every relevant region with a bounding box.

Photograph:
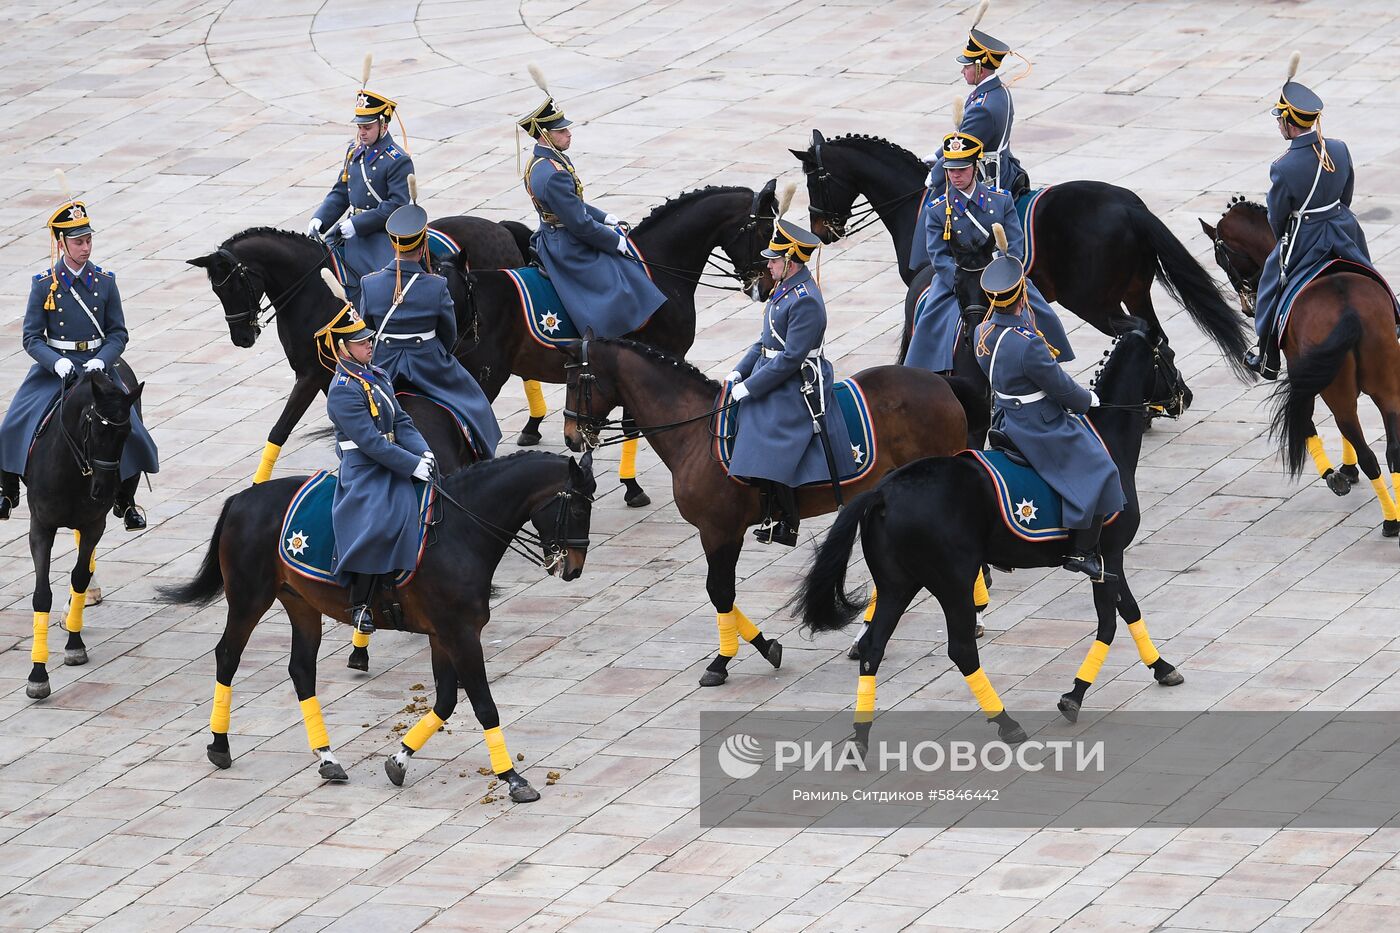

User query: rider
[320,303,434,634]
[0,195,158,529]
[360,202,502,460]
[1246,55,1374,380]
[518,73,666,336]
[975,253,1123,581]
[906,132,1073,373]
[953,8,1028,199]
[726,220,855,547]
[308,76,413,306]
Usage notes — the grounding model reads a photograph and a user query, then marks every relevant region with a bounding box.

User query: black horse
[187,215,531,484]
[160,450,595,799]
[792,132,1252,378]
[796,325,1187,749]
[20,370,143,699]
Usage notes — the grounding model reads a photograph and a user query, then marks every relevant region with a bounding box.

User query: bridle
[1088,334,1187,420]
[211,246,328,341]
[1211,227,1261,315]
[805,136,927,240]
[56,376,130,484]
[616,199,772,295]
[427,466,593,573]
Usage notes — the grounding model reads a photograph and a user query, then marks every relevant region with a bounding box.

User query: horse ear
[579,449,594,474]
[187,254,214,268]
[789,148,811,163]
[1198,218,1216,238]
[128,381,145,402]
[811,129,826,147]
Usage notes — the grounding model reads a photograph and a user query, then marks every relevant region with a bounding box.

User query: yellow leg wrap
[31,611,49,664]
[1126,619,1161,666]
[973,570,990,609]
[1306,436,1333,478]
[731,606,760,641]
[855,674,876,724]
[619,437,638,480]
[484,726,513,774]
[1076,640,1111,684]
[863,588,878,622]
[66,589,85,633]
[716,611,739,657]
[351,629,370,649]
[1370,477,1399,522]
[299,696,330,750]
[211,682,232,733]
[402,710,445,753]
[1342,439,1358,467]
[252,442,282,484]
[964,667,1004,716]
[524,380,547,419]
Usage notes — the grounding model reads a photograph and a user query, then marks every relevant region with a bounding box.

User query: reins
[425,468,591,571]
[54,376,129,480]
[214,242,331,334]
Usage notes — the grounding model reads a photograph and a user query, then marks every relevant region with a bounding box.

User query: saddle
[986,428,1030,467]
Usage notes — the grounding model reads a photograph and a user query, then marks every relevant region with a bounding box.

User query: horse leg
[25,522,58,699]
[1114,556,1183,686]
[438,629,540,803]
[699,534,782,687]
[63,524,103,667]
[72,529,102,605]
[850,581,916,759]
[973,568,989,636]
[1057,573,1120,723]
[1330,401,1397,536]
[254,371,325,483]
[385,636,457,788]
[207,586,276,769]
[619,411,650,508]
[1384,407,1400,543]
[935,582,1026,744]
[286,600,347,783]
[1299,390,1351,496]
[846,587,878,660]
[1340,438,1361,486]
[517,379,546,446]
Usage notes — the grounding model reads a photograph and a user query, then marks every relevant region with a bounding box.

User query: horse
[794,325,1187,749]
[159,450,596,800]
[18,370,144,700]
[791,132,1252,379]
[440,182,779,508]
[1204,198,1400,540]
[560,336,976,687]
[187,215,535,485]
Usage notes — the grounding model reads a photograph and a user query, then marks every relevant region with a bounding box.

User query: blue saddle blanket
[277,471,435,586]
[426,227,460,262]
[964,445,1119,542]
[1274,259,1399,346]
[1015,187,1049,274]
[505,266,579,348]
[714,379,876,485]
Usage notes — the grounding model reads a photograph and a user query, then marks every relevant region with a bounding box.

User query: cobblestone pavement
[2,1,1400,930]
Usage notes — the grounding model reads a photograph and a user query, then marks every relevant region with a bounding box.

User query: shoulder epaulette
[794,283,810,298]
[91,264,112,278]
[385,146,401,160]
[1012,326,1037,339]
[33,270,48,281]
[335,373,349,386]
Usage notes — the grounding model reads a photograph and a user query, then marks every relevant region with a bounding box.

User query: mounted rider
[360,198,502,460]
[726,220,856,547]
[518,66,665,337]
[0,190,158,529]
[1246,53,1376,380]
[319,294,434,635]
[975,248,1123,581]
[906,131,1073,373]
[954,2,1028,198]
[308,56,413,307]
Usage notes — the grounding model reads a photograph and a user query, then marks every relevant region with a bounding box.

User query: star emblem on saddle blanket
[1014,499,1038,525]
[851,443,865,464]
[286,530,311,556]
[539,312,561,334]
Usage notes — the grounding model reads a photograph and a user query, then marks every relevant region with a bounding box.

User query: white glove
[924,170,937,189]
[53,358,75,379]
[339,217,356,239]
[731,381,750,401]
[604,213,620,226]
[921,151,940,166]
[412,456,433,482]
[616,235,629,255]
[423,449,436,462]
[306,218,323,237]
[83,358,105,372]
[725,370,743,383]
[1088,390,1101,408]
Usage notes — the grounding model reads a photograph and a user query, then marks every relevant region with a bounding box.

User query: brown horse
[160,448,596,800]
[1204,200,1400,540]
[561,337,975,686]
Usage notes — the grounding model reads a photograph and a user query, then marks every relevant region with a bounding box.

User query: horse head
[734,179,779,301]
[791,129,860,242]
[187,247,264,347]
[560,332,620,452]
[188,229,333,349]
[82,372,141,502]
[1093,324,1188,421]
[1201,197,1271,318]
[950,233,997,333]
[535,452,596,581]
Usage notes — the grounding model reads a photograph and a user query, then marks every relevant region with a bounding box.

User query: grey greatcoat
[0,263,159,480]
[931,74,1027,194]
[360,258,501,460]
[728,267,856,487]
[1254,131,1374,342]
[906,181,1074,371]
[313,133,413,301]
[525,143,665,337]
[327,360,431,579]
[975,309,1124,528]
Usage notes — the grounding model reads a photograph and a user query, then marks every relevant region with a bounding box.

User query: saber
[801,360,843,508]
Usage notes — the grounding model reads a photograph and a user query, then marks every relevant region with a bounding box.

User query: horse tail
[500,220,533,265]
[793,488,884,633]
[159,497,231,605]
[943,373,989,447]
[1270,308,1363,475]
[1132,205,1254,379]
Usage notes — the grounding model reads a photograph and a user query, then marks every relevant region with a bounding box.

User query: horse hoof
[1340,464,1361,486]
[516,430,542,447]
[975,623,985,639]
[622,480,651,508]
[765,640,783,670]
[1325,470,1351,497]
[64,647,88,666]
[1157,668,1185,687]
[1384,520,1400,538]
[998,720,1028,745]
[1057,695,1081,723]
[319,760,349,783]
[851,738,869,761]
[509,781,541,803]
[385,756,407,787]
[346,647,369,672]
[207,747,233,770]
[699,669,728,687]
[87,586,103,606]
[25,680,50,700]
[846,643,861,661]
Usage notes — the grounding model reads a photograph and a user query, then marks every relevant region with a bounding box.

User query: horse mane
[635,186,750,231]
[443,449,561,490]
[1228,194,1267,215]
[825,134,926,174]
[221,226,324,250]
[599,337,721,393]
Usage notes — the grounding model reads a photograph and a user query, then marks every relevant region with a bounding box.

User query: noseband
[1212,232,1260,314]
[211,245,327,341]
[56,379,130,481]
[1088,336,1187,420]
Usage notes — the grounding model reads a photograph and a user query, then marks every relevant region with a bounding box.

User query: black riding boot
[0,471,19,521]
[113,474,146,531]
[1062,516,1117,582]
[348,572,376,635]
[753,482,799,547]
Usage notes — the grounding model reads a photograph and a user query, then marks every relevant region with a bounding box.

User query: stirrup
[351,604,376,635]
[1062,551,1117,583]
[121,504,147,531]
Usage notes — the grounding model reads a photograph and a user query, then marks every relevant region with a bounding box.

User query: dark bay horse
[187,215,531,484]
[796,327,1186,750]
[160,450,596,800]
[792,132,1252,378]
[19,371,143,699]
[561,337,974,687]
[1205,199,1400,539]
